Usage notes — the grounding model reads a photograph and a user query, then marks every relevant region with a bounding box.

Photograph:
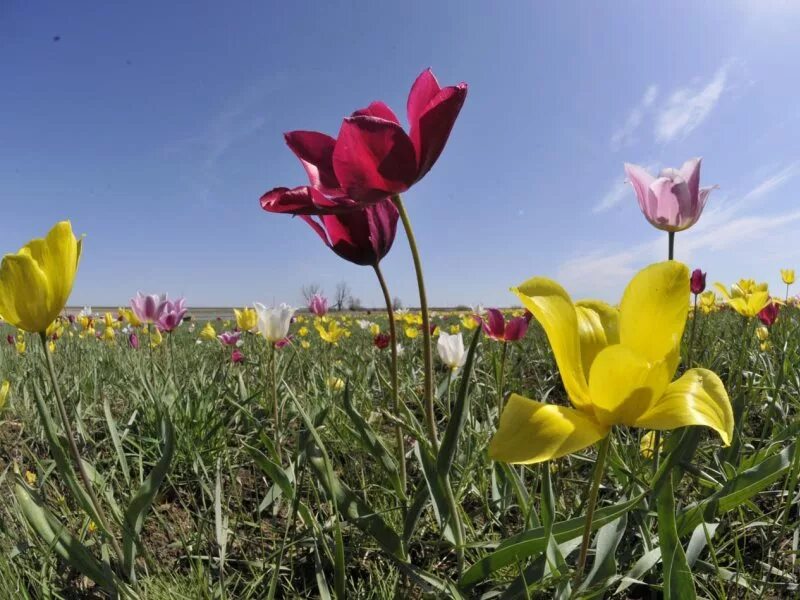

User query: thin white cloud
[610,84,658,150]
[593,162,658,214]
[655,67,728,143]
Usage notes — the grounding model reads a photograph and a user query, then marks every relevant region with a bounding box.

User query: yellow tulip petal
[713,282,732,301]
[632,368,734,446]
[0,253,51,332]
[588,344,671,427]
[575,300,619,379]
[489,394,609,464]
[619,261,689,363]
[747,291,770,316]
[512,278,591,410]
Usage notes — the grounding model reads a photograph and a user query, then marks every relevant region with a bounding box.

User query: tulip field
[1,69,800,599]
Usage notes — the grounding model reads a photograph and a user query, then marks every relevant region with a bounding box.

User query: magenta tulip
[309,294,329,317]
[156,298,187,333]
[624,158,717,232]
[231,349,245,364]
[260,68,467,214]
[300,198,399,266]
[128,333,140,350]
[218,331,241,347]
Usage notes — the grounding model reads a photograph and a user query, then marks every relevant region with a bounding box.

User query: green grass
[0,306,798,599]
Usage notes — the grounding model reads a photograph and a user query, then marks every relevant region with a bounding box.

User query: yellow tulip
[104,312,115,329]
[234,307,258,332]
[490,261,733,464]
[756,326,769,342]
[328,377,345,391]
[461,314,479,330]
[639,430,663,459]
[150,328,163,348]
[0,380,9,411]
[781,269,795,285]
[714,279,769,317]
[449,324,461,334]
[15,338,26,354]
[369,323,380,336]
[698,290,717,315]
[301,340,311,349]
[48,340,57,353]
[298,326,309,337]
[79,315,91,330]
[404,326,419,339]
[46,320,64,339]
[102,327,115,342]
[316,320,347,345]
[200,322,217,341]
[24,470,37,485]
[123,308,142,327]
[0,221,82,333]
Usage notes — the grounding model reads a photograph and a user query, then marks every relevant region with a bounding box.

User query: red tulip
[758,301,779,327]
[373,333,390,349]
[231,349,245,364]
[260,69,467,214]
[480,308,529,342]
[690,268,706,295]
[300,198,399,266]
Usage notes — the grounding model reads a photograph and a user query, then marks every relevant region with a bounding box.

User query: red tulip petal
[260,186,358,215]
[352,101,401,125]
[485,308,505,339]
[284,131,340,193]
[299,215,333,249]
[407,69,442,134]
[504,317,529,342]
[333,116,417,201]
[408,82,467,181]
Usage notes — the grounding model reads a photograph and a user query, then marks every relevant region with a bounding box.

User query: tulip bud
[231,349,245,364]
[129,333,140,349]
[690,269,706,295]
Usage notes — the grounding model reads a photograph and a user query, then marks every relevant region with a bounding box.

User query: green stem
[667,231,675,261]
[574,434,610,585]
[392,194,437,449]
[39,332,125,568]
[686,295,699,368]
[271,343,281,459]
[373,262,406,494]
[497,341,508,418]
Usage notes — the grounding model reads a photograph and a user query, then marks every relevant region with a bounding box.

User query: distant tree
[301,283,322,304]
[334,282,351,311]
[392,296,403,311]
[348,297,363,311]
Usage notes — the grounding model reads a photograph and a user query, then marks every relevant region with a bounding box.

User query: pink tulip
[128,333,140,349]
[156,298,187,333]
[309,294,329,317]
[624,158,717,232]
[130,292,168,324]
[231,349,245,364]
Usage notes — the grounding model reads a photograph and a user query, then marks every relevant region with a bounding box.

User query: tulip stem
[497,341,508,418]
[270,343,281,459]
[373,263,406,494]
[667,231,675,261]
[39,332,125,569]
[392,194,437,449]
[686,294,699,368]
[574,433,610,586]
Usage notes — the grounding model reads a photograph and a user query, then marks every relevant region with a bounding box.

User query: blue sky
[2,2,800,308]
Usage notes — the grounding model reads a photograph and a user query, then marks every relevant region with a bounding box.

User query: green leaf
[342,382,404,499]
[677,442,795,535]
[14,479,131,597]
[122,415,176,583]
[577,513,627,598]
[656,476,695,599]
[103,393,130,486]
[460,493,645,588]
[437,328,481,476]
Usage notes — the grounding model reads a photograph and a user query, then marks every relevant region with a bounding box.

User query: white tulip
[254,302,295,342]
[437,331,466,370]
